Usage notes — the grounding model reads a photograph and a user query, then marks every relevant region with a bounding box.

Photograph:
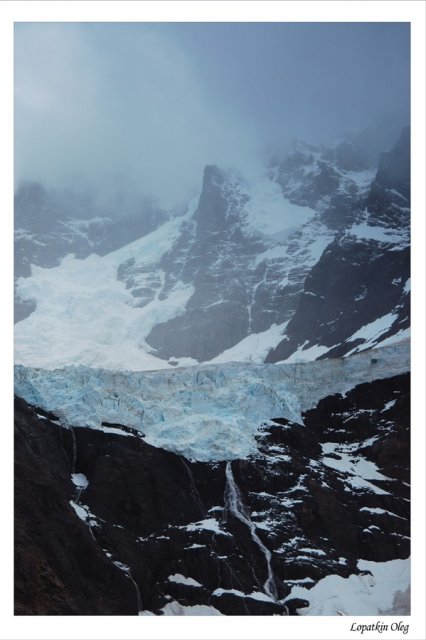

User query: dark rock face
[266,237,410,362]
[274,141,369,231]
[194,165,233,233]
[15,130,409,363]
[14,398,136,615]
[370,127,410,205]
[267,130,410,363]
[143,149,373,362]
[145,167,271,361]
[15,373,409,615]
[334,140,369,172]
[366,128,410,231]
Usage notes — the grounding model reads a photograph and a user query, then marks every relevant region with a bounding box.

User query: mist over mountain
[15,22,409,209]
[14,22,411,620]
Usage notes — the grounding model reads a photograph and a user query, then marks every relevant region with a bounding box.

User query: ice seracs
[14,340,409,462]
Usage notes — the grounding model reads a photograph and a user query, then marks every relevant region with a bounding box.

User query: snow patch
[344,312,406,355]
[245,179,315,237]
[277,342,337,364]
[321,442,390,495]
[167,574,202,588]
[69,500,88,522]
[347,223,408,245]
[403,278,410,294]
[95,425,136,437]
[183,518,230,536]
[208,322,289,364]
[382,400,397,411]
[375,328,410,348]
[346,313,399,344]
[71,473,89,489]
[15,213,194,371]
[286,558,410,615]
[360,507,405,520]
[185,544,205,550]
[213,588,275,603]
[160,602,223,616]
[254,244,288,266]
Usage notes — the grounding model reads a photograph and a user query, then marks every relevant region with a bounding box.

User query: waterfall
[128,574,143,615]
[69,426,77,474]
[110,560,143,615]
[224,461,277,600]
[181,459,204,514]
[75,485,83,502]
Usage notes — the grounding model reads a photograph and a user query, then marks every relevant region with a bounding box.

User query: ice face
[14,361,301,462]
[14,340,409,462]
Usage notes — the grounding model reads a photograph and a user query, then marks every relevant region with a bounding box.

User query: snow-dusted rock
[15,130,409,368]
[14,369,410,615]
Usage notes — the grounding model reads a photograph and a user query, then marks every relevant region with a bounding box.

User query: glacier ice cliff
[14,340,409,462]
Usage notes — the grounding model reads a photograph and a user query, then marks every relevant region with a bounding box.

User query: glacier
[13,169,342,369]
[14,340,409,462]
[14,203,198,371]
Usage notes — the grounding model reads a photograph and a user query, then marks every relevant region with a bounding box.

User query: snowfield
[286,557,410,616]
[15,206,197,371]
[14,163,408,371]
[245,178,316,237]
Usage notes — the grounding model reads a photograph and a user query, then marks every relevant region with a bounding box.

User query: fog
[15,22,409,209]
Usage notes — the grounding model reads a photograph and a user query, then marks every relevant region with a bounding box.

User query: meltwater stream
[69,427,77,474]
[129,574,143,615]
[224,462,277,600]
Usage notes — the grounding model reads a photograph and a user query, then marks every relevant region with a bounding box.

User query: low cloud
[15,24,262,208]
[15,23,410,209]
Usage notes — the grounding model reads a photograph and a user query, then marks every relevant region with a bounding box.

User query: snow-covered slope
[14,131,411,618]
[14,169,334,368]
[267,129,410,362]
[15,130,410,370]
[15,209,198,370]
[14,182,169,322]
[286,558,410,616]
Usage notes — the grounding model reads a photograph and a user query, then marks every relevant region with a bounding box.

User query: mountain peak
[193,165,229,232]
[203,164,224,183]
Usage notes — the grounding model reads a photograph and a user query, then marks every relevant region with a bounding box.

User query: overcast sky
[15,22,410,208]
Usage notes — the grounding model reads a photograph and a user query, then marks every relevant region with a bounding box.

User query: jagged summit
[367,126,410,227]
[14,129,410,370]
[13,132,411,618]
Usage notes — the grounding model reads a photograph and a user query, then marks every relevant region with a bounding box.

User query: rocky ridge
[14,129,410,365]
